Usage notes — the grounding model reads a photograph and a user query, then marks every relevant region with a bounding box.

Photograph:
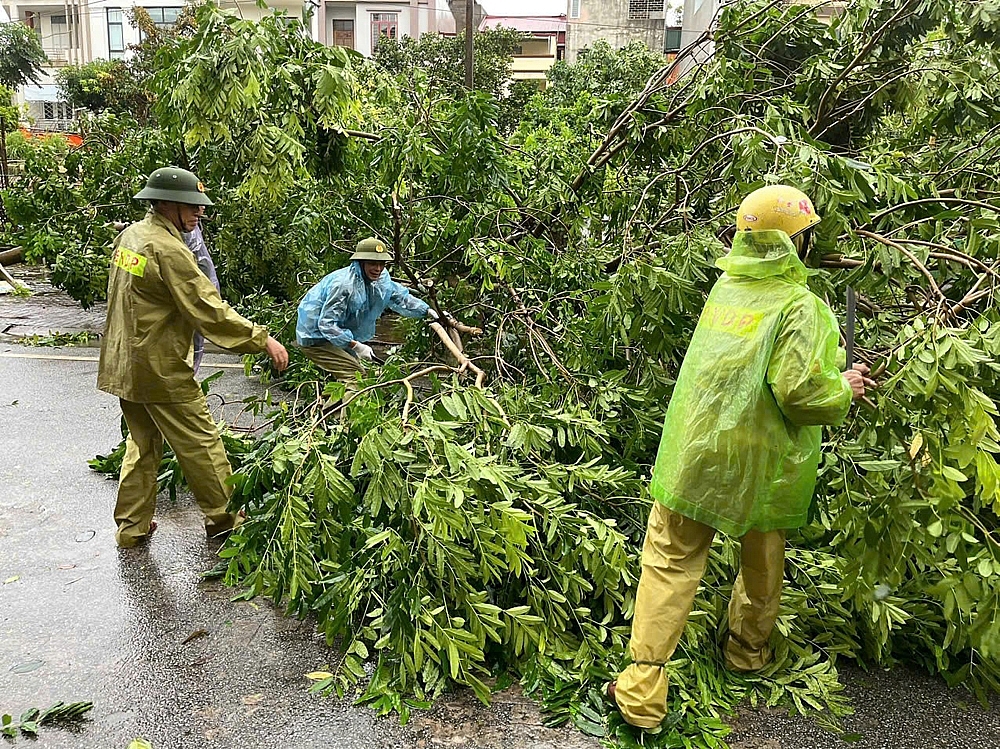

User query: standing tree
[372,28,536,134]
[0,23,46,90]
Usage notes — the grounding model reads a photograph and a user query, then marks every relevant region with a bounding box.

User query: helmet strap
[793,228,814,260]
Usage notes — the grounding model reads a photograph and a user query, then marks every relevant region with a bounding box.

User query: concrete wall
[680,0,716,48]
[566,0,664,63]
[679,0,847,72]
[323,0,452,55]
[679,0,717,69]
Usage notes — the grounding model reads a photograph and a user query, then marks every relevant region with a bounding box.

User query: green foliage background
[9,1,1000,746]
[0,22,46,90]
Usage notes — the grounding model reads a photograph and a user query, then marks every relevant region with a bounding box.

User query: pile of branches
[214,1,1000,745]
[42,0,1000,745]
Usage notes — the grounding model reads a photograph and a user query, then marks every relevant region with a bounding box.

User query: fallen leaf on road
[57,564,76,570]
[3,575,19,584]
[10,660,44,674]
[241,693,264,706]
[128,740,154,749]
[304,671,333,681]
[181,629,209,645]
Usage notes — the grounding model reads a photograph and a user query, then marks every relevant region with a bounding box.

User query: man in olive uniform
[295,237,438,388]
[609,185,876,730]
[98,166,289,548]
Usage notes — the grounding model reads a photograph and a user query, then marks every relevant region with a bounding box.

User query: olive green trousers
[115,397,240,548]
[298,343,364,391]
[614,502,785,729]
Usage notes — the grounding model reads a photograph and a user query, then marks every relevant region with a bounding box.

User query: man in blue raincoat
[296,238,438,387]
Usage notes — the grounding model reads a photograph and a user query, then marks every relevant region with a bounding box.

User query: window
[333,19,355,48]
[42,102,73,121]
[370,13,397,53]
[50,15,70,49]
[664,26,681,53]
[107,9,125,59]
[628,0,665,20]
[569,0,580,18]
[143,7,182,30]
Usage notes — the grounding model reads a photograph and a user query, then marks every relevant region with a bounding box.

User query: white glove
[427,308,440,321]
[352,342,374,361]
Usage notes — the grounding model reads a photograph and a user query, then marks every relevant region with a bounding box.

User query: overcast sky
[478,0,569,16]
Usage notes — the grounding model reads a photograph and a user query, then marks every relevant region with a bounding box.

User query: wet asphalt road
[0,348,410,748]
[0,345,595,749]
[2,342,1000,749]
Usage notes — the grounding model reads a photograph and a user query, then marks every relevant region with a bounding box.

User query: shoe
[207,511,245,540]
[604,681,664,735]
[117,519,157,548]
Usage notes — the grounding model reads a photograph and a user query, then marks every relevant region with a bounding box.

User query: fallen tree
[18,0,1000,745]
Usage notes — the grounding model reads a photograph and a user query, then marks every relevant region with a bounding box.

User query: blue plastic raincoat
[296,261,430,349]
[183,225,220,374]
[649,230,853,537]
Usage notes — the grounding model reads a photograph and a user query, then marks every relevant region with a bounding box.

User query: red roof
[479,15,567,33]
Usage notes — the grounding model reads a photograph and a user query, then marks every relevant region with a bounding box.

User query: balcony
[511,56,556,74]
[40,48,71,66]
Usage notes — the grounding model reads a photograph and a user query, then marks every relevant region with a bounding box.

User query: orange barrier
[17,128,83,147]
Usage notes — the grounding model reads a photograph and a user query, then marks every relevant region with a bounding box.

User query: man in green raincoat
[610,185,876,730]
[98,166,289,548]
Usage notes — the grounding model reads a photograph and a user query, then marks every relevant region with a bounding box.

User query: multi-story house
[4,0,454,129]
[315,1,454,57]
[566,0,683,63]
[479,11,565,89]
[5,0,307,129]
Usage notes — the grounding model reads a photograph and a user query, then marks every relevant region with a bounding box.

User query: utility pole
[464,0,474,88]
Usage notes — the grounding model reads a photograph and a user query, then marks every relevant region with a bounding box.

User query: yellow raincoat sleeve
[158,246,268,354]
[766,293,853,427]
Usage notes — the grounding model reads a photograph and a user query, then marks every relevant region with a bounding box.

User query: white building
[3,1,308,127]
[2,0,455,129]
[316,1,454,57]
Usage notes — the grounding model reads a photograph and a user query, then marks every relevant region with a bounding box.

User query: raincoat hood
[716,230,808,283]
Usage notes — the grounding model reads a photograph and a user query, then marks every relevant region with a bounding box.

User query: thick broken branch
[856,229,946,304]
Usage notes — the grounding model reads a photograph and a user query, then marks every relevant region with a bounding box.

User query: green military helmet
[134,166,214,206]
[351,237,393,262]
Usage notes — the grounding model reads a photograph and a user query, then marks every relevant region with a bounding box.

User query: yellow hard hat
[735,185,820,237]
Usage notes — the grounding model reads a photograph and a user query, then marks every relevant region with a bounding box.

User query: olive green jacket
[98,212,267,403]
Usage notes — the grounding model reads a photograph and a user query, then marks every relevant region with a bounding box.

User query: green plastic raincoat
[649,230,852,536]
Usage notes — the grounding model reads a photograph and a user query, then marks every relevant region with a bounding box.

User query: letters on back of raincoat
[650,230,853,536]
